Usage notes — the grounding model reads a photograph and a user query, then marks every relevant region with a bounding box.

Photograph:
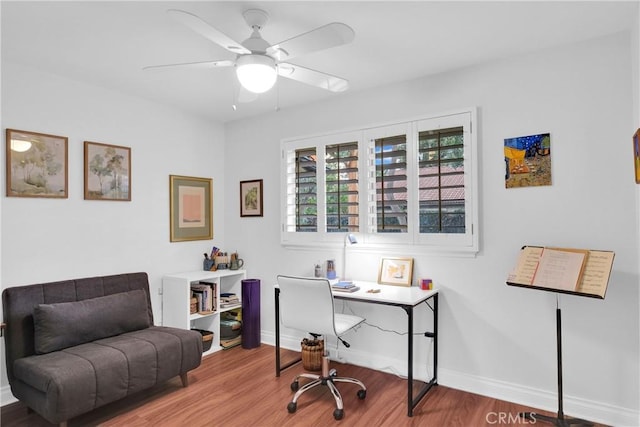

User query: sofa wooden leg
[180,373,189,387]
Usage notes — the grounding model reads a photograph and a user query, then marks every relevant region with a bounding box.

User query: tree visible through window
[419,127,465,233]
[375,135,407,233]
[326,142,359,233]
[295,148,317,232]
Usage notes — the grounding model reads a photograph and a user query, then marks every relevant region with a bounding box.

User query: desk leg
[405,293,439,417]
[275,288,281,377]
[406,305,414,417]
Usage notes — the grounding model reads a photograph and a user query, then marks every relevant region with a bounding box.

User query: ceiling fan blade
[267,23,354,61]
[167,9,250,55]
[278,63,348,92]
[143,60,234,71]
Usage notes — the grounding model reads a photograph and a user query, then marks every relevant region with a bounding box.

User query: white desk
[274,281,438,417]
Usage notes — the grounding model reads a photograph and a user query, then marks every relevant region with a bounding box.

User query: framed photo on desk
[378,257,413,286]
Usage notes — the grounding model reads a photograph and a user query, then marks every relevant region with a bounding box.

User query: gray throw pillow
[34,289,151,354]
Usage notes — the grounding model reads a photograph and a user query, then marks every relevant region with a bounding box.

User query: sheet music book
[507,246,614,299]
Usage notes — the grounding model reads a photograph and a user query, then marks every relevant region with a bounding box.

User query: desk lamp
[342,233,358,280]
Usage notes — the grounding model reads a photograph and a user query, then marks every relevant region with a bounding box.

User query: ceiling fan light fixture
[236,54,277,94]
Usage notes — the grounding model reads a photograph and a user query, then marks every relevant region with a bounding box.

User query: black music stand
[507,246,614,427]
[520,297,592,427]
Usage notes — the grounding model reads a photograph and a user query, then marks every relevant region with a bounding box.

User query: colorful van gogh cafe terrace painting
[504,133,551,188]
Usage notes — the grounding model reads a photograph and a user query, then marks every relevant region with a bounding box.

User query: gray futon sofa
[2,272,203,426]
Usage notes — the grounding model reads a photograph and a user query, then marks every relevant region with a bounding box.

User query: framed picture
[634,129,640,184]
[169,175,213,242]
[240,179,263,217]
[378,257,414,287]
[84,141,131,201]
[6,128,68,198]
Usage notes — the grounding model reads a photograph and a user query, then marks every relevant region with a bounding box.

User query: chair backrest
[277,275,338,338]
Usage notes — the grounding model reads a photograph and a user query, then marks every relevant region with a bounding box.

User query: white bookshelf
[162,269,246,356]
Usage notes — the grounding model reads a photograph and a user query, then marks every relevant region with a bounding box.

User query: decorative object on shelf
[504,132,551,188]
[169,175,213,242]
[6,128,68,198]
[378,257,414,287]
[240,179,263,217]
[230,252,244,270]
[203,253,215,271]
[633,128,640,183]
[84,141,131,201]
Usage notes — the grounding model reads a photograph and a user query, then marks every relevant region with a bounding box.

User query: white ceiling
[2,1,638,124]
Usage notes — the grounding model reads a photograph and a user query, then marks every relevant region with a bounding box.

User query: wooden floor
[1,344,607,427]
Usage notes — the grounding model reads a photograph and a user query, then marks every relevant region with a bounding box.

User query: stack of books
[220,292,241,308]
[190,281,216,313]
[331,280,360,293]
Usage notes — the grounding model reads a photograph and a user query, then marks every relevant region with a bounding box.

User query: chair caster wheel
[287,402,297,413]
[357,389,367,399]
[333,408,344,420]
[290,381,299,392]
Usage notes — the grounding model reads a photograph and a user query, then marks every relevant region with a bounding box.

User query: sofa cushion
[33,289,151,354]
[12,326,202,423]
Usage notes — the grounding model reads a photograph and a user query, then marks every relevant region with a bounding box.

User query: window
[281,109,477,253]
[293,147,317,232]
[418,127,465,234]
[326,142,359,233]
[375,135,408,233]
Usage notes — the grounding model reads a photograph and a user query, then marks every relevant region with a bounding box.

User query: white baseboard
[438,368,639,427]
[1,385,17,406]
[262,332,639,426]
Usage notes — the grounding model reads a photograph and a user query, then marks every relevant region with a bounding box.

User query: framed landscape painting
[170,175,213,242]
[84,141,131,201]
[6,129,68,198]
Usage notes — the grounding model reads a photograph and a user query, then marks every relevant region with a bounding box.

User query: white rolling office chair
[277,275,367,421]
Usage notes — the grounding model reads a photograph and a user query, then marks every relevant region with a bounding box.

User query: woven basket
[301,338,324,371]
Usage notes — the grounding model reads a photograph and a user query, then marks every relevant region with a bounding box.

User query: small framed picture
[169,175,213,242]
[634,129,640,184]
[6,128,68,198]
[84,141,131,201]
[378,257,414,287]
[240,179,263,217]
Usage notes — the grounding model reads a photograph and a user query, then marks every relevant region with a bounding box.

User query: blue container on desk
[241,279,261,349]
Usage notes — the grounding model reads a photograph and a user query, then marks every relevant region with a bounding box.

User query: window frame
[280,108,478,255]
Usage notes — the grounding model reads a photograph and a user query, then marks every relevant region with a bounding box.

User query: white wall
[225,32,639,425]
[0,62,227,401]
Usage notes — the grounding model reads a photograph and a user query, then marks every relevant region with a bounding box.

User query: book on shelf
[220,292,240,308]
[220,335,241,349]
[507,246,615,299]
[191,282,216,313]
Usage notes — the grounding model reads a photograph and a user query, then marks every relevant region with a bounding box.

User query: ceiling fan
[144,9,355,99]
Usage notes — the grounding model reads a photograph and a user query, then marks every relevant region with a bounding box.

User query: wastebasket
[241,279,261,349]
